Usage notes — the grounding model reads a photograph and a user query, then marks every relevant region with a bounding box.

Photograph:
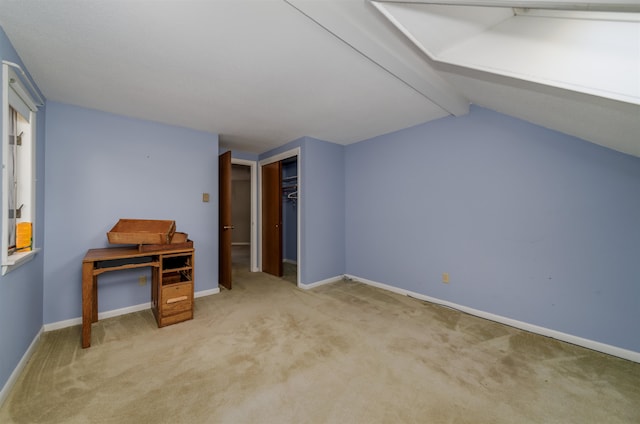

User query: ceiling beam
[285,0,469,117]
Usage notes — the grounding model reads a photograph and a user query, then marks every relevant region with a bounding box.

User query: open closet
[281,157,298,284]
[261,154,298,285]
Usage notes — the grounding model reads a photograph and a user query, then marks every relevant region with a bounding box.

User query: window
[2,62,40,275]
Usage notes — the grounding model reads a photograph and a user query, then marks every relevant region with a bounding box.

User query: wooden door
[262,161,283,277]
[218,151,232,289]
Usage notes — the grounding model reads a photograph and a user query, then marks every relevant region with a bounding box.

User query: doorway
[219,153,257,290]
[260,147,300,286]
[231,158,258,273]
[231,164,251,271]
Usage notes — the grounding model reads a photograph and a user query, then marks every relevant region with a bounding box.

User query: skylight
[372,1,640,104]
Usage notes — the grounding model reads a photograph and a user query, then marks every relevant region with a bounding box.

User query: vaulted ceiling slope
[371,0,640,157]
[0,0,638,157]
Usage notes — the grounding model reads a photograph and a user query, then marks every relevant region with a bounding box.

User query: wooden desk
[82,246,194,348]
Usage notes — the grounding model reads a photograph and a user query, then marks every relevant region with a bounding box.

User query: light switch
[202,193,210,202]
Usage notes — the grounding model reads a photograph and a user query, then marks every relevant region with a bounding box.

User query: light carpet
[1,267,638,423]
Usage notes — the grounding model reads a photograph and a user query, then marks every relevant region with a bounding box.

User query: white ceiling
[1,0,638,157]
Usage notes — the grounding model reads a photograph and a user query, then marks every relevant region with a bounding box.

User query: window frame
[1,63,40,275]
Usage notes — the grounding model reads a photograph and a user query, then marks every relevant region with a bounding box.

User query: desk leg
[92,276,98,323]
[82,262,94,348]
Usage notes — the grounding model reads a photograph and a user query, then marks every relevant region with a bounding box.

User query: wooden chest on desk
[151,249,194,327]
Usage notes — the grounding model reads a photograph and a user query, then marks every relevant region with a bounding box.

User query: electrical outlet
[138,275,147,286]
[202,193,210,202]
[442,272,449,284]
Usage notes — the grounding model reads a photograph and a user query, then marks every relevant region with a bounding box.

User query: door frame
[231,158,258,272]
[258,147,301,287]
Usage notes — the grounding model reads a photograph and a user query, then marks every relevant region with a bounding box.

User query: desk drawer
[161,283,192,317]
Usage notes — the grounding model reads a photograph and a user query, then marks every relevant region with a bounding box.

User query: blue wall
[302,137,345,284]
[0,28,46,393]
[44,102,219,324]
[345,106,640,352]
[230,150,259,162]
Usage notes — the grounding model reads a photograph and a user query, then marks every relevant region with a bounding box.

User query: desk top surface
[83,246,194,262]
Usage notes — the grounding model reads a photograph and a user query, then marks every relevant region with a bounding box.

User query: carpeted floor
[1,263,638,423]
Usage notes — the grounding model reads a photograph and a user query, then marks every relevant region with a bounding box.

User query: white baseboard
[299,275,343,290]
[196,287,220,297]
[283,259,297,265]
[44,302,151,331]
[43,316,82,332]
[43,287,220,332]
[0,326,43,408]
[345,274,640,364]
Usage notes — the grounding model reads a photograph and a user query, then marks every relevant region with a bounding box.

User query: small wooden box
[107,219,176,245]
